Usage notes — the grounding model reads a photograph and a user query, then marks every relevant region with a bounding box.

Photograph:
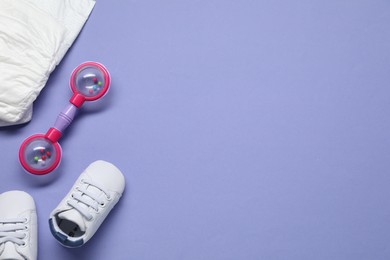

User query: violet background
[1,0,390,259]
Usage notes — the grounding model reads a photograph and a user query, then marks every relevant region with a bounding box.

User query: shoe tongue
[58,209,86,232]
[57,181,105,233]
[0,241,24,260]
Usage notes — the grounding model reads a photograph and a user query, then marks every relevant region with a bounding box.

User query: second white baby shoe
[49,160,125,248]
[0,190,37,260]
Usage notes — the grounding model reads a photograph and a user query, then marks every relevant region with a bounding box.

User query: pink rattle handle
[46,60,111,143]
[19,62,110,176]
[46,104,78,143]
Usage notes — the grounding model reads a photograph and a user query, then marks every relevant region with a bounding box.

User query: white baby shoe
[0,191,37,260]
[49,160,125,248]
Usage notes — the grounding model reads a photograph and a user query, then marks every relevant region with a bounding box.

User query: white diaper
[0,0,95,127]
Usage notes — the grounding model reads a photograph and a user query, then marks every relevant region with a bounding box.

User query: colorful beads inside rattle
[32,147,52,165]
[73,66,106,98]
[21,137,58,172]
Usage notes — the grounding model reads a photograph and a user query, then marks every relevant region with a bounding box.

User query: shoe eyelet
[23,218,28,223]
[21,242,26,247]
[24,226,28,230]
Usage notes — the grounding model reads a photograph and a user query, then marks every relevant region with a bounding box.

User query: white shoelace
[0,218,27,246]
[67,179,111,220]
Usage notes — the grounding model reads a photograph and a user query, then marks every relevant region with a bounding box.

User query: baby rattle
[19,61,110,175]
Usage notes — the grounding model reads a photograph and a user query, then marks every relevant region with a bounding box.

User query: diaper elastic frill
[0,0,96,126]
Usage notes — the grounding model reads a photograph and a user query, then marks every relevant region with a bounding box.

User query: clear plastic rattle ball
[19,136,60,174]
[72,65,107,99]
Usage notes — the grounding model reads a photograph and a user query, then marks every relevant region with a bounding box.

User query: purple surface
[1,0,390,259]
